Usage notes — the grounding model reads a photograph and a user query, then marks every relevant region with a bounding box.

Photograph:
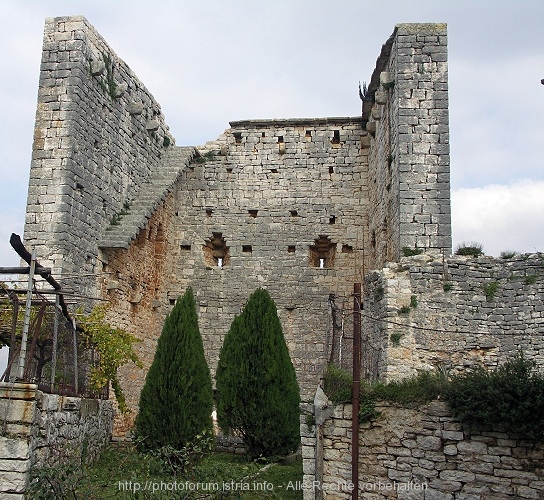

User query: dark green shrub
[455,241,484,257]
[135,288,213,451]
[483,281,499,301]
[372,370,447,404]
[445,355,544,439]
[323,364,353,404]
[402,247,423,257]
[215,288,300,458]
[500,250,517,259]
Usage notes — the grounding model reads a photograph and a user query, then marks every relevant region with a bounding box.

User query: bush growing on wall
[445,355,544,439]
[215,288,300,458]
[135,288,213,451]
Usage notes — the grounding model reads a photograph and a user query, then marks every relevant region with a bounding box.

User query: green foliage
[399,305,411,314]
[402,246,423,257]
[147,428,215,477]
[372,370,448,404]
[216,288,301,459]
[323,364,353,404]
[500,250,517,259]
[410,295,418,308]
[390,332,402,346]
[525,275,538,285]
[323,365,448,424]
[483,281,499,301]
[135,288,213,451]
[455,241,484,257]
[373,285,384,301]
[78,306,142,413]
[162,136,171,148]
[305,413,315,431]
[359,393,380,423]
[445,355,544,439]
[28,459,82,499]
[443,281,453,292]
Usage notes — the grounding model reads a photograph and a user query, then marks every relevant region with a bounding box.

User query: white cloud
[452,180,544,257]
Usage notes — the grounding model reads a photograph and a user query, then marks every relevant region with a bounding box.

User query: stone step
[99,146,196,249]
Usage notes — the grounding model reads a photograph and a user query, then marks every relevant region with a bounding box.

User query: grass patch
[52,445,303,499]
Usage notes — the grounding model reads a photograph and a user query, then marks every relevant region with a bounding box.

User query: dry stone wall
[302,400,544,499]
[0,383,113,498]
[363,253,544,381]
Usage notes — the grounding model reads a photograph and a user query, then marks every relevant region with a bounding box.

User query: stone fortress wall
[22,16,544,441]
[23,16,174,295]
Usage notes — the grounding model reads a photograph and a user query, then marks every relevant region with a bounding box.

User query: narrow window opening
[242,245,252,253]
[203,232,230,267]
[226,167,233,173]
[248,210,258,218]
[169,298,176,305]
[309,235,337,268]
[371,230,376,249]
[180,244,191,251]
[206,208,213,217]
[277,136,284,143]
[305,130,312,138]
[290,210,298,217]
[328,166,334,174]
[233,132,242,144]
[329,216,336,225]
[261,132,265,137]
[287,245,296,254]
[332,130,340,144]
[342,244,353,253]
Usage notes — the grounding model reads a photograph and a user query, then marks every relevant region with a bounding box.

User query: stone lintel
[229,117,363,129]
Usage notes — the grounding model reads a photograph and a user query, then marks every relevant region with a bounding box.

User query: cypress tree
[135,287,213,451]
[216,288,300,458]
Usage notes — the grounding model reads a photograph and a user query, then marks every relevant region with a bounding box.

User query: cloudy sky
[1,0,543,266]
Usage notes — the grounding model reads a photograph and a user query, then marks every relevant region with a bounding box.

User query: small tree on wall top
[135,288,213,451]
[215,288,300,458]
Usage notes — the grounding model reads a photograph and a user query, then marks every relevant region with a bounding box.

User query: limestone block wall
[366,23,451,267]
[363,253,544,381]
[23,16,173,296]
[303,401,544,499]
[167,118,369,400]
[0,383,113,498]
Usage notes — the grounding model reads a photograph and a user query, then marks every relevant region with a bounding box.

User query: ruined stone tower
[24,17,451,431]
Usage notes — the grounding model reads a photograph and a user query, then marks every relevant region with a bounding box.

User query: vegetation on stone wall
[215,288,301,459]
[78,306,142,413]
[323,357,544,436]
[445,355,544,440]
[454,241,484,257]
[135,288,213,451]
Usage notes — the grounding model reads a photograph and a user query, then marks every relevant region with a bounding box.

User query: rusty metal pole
[352,283,361,499]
